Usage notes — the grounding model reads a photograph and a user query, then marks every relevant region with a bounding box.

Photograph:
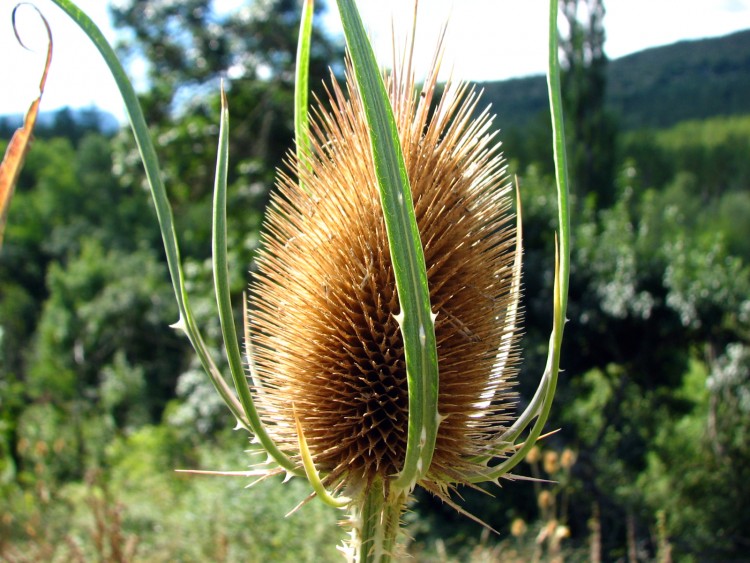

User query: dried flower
[560,448,577,470]
[543,450,560,475]
[248,44,521,499]
[538,490,554,511]
[526,445,542,465]
[511,518,528,538]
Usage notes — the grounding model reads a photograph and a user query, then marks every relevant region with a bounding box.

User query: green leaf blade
[295,0,315,181]
[212,88,299,474]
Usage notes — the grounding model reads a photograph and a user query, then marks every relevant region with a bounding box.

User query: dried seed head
[248,44,521,495]
[560,448,577,470]
[526,445,542,465]
[511,518,528,538]
[543,450,560,475]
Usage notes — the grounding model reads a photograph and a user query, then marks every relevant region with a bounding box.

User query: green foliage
[110,0,342,224]
[2,133,158,293]
[135,442,340,562]
[0,283,35,378]
[0,372,24,483]
[639,354,750,557]
[5,137,78,258]
[28,239,183,418]
[2,428,342,561]
[715,190,750,257]
[15,402,85,484]
[664,232,749,335]
[511,118,750,558]
[607,29,750,129]
[111,0,340,120]
[108,0,341,268]
[622,115,750,202]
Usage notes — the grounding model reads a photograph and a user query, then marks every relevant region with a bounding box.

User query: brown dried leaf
[0,5,53,247]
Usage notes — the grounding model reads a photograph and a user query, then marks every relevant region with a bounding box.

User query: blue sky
[2,0,750,123]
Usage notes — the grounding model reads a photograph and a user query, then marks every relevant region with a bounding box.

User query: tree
[560,0,618,208]
[110,0,343,259]
[111,0,340,121]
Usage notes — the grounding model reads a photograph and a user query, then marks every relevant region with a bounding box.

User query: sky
[1,0,750,124]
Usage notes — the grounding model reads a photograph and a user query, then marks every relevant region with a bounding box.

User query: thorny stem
[345,482,405,563]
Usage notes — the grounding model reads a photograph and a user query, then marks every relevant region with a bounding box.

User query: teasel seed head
[248,43,522,499]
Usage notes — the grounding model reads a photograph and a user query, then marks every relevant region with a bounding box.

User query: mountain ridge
[475,28,750,131]
[2,29,748,137]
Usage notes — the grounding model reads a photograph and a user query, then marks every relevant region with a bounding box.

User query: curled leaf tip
[293,404,351,509]
[0,4,53,247]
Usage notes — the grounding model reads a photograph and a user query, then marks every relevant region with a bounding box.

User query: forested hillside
[478,28,750,131]
[1,2,749,561]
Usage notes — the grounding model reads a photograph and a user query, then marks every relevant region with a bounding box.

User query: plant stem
[348,481,405,563]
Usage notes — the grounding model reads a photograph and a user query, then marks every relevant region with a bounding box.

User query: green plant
[9,0,570,560]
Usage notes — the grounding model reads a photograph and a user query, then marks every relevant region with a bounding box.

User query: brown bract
[0,6,53,248]
[248,44,521,496]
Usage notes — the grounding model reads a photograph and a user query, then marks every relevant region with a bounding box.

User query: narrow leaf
[49,0,248,427]
[335,0,439,492]
[213,86,299,474]
[467,0,571,483]
[295,0,314,180]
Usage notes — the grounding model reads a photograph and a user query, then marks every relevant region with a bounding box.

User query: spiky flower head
[248,43,522,499]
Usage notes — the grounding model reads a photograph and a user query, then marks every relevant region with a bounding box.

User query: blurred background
[1,0,749,560]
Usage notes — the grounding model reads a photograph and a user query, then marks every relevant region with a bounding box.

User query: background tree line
[1,0,748,560]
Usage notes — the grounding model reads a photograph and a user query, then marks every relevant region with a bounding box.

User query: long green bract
[212,88,299,474]
[335,0,439,492]
[549,0,572,313]
[294,0,314,182]
[467,0,571,483]
[48,0,251,434]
